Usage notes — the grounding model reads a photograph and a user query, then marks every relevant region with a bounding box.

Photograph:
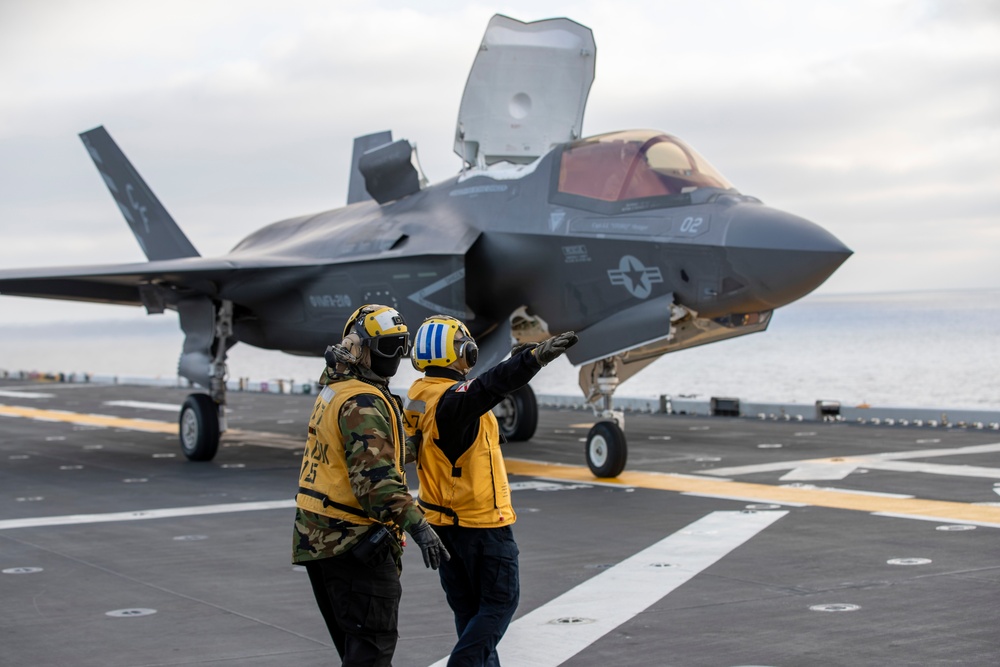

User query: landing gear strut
[177,300,232,461]
[583,358,628,477]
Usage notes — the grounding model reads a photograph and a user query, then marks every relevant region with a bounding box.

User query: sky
[0,0,998,326]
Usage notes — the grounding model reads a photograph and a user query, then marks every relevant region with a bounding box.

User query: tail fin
[347,130,393,205]
[80,126,199,260]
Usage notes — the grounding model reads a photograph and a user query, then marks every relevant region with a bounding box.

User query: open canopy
[455,15,595,166]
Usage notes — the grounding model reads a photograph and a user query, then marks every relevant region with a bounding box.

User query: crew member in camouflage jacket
[293,304,449,666]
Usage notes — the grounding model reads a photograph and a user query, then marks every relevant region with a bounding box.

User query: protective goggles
[370,333,411,358]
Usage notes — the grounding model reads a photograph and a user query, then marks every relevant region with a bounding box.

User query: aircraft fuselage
[223,135,849,359]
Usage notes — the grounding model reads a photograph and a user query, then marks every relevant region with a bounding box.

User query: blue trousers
[434,525,519,667]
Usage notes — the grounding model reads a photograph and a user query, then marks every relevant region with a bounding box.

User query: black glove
[533,331,579,366]
[408,521,450,570]
[510,342,538,357]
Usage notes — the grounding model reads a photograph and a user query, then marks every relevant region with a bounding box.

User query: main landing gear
[179,394,220,461]
[494,385,538,442]
[177,300,232,461]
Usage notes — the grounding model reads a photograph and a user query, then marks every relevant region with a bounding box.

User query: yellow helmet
[411,315,478,371]
[342,304,410,358]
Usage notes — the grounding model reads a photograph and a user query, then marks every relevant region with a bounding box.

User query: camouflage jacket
[293,366,423,565]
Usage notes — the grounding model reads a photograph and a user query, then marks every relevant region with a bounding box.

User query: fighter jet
[0,15,850,476]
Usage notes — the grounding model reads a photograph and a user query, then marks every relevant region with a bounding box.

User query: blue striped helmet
[411,315,475,371]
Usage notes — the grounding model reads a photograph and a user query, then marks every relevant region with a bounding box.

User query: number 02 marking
[680,217,704,234]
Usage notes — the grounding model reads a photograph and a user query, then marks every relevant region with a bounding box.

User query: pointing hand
[533,331,579,366]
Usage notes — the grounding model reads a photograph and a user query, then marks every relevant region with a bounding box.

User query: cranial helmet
[411,315,478,371]
[342,304,411,359]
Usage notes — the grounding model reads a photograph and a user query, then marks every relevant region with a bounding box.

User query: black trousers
[304,540,402,667]
[434,525,520,667]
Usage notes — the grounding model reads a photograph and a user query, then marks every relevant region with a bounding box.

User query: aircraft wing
[0,257,319,309]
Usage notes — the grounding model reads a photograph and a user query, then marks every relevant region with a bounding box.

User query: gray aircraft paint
[0,15,850,464]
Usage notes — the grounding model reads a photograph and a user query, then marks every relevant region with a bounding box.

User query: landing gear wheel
[179,393,220,462]
[494,385,538,441]
[586,421,627,478]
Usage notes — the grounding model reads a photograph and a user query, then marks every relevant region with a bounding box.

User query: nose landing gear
[582,358,628,478]
[585,420,627,478]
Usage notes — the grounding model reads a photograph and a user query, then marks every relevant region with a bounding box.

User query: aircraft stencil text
[680,216,704,234]
[309,294,353,309]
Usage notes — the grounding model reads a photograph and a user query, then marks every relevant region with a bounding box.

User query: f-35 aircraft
[0,15,850,476]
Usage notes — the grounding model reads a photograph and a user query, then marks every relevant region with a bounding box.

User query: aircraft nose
[724,204,852,309]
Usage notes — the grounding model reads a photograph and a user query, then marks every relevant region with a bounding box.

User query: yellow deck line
[505,458,1000,526]
[0,404,177,433]
[6,403,999,526]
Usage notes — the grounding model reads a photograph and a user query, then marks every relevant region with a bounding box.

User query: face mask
[369,353,402,378]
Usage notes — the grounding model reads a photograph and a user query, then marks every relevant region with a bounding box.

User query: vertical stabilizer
[347,131,393,205]
[80,126,200,260]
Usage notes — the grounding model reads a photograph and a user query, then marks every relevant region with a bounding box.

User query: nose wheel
[585,421,627,478]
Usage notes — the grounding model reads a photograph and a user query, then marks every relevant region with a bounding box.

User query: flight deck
[2,379,998,666]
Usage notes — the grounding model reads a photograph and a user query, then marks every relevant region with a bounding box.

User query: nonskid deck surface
[2,380,998,666]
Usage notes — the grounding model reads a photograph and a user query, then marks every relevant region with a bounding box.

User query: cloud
[0,0,998,325]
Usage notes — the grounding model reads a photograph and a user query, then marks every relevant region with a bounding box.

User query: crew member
[293,304,449,667]
[404,316,578,666]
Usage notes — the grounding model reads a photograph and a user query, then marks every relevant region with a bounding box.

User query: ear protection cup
[458,339,479,368]
[341,333,363,360]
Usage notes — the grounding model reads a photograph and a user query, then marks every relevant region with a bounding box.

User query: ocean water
[1,290,997,411]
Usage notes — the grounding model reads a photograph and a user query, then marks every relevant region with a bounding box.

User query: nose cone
[724,204,852,309]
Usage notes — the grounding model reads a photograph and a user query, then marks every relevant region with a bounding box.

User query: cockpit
[552,130,734,214]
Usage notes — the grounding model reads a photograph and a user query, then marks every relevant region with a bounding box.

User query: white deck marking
[860,460,1000,478]
[0,499,296,531]
[103,400,181,411]
[427,510,786,667]
[872,512,1000,529]
[0,390,55,399]
[780,462,861,481]
[708,442,1000,481]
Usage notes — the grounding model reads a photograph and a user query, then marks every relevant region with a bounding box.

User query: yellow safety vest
[296,379,404,524]
[406,376,515,528]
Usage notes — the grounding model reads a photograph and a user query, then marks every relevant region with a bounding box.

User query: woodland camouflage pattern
[293,367,423,566]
